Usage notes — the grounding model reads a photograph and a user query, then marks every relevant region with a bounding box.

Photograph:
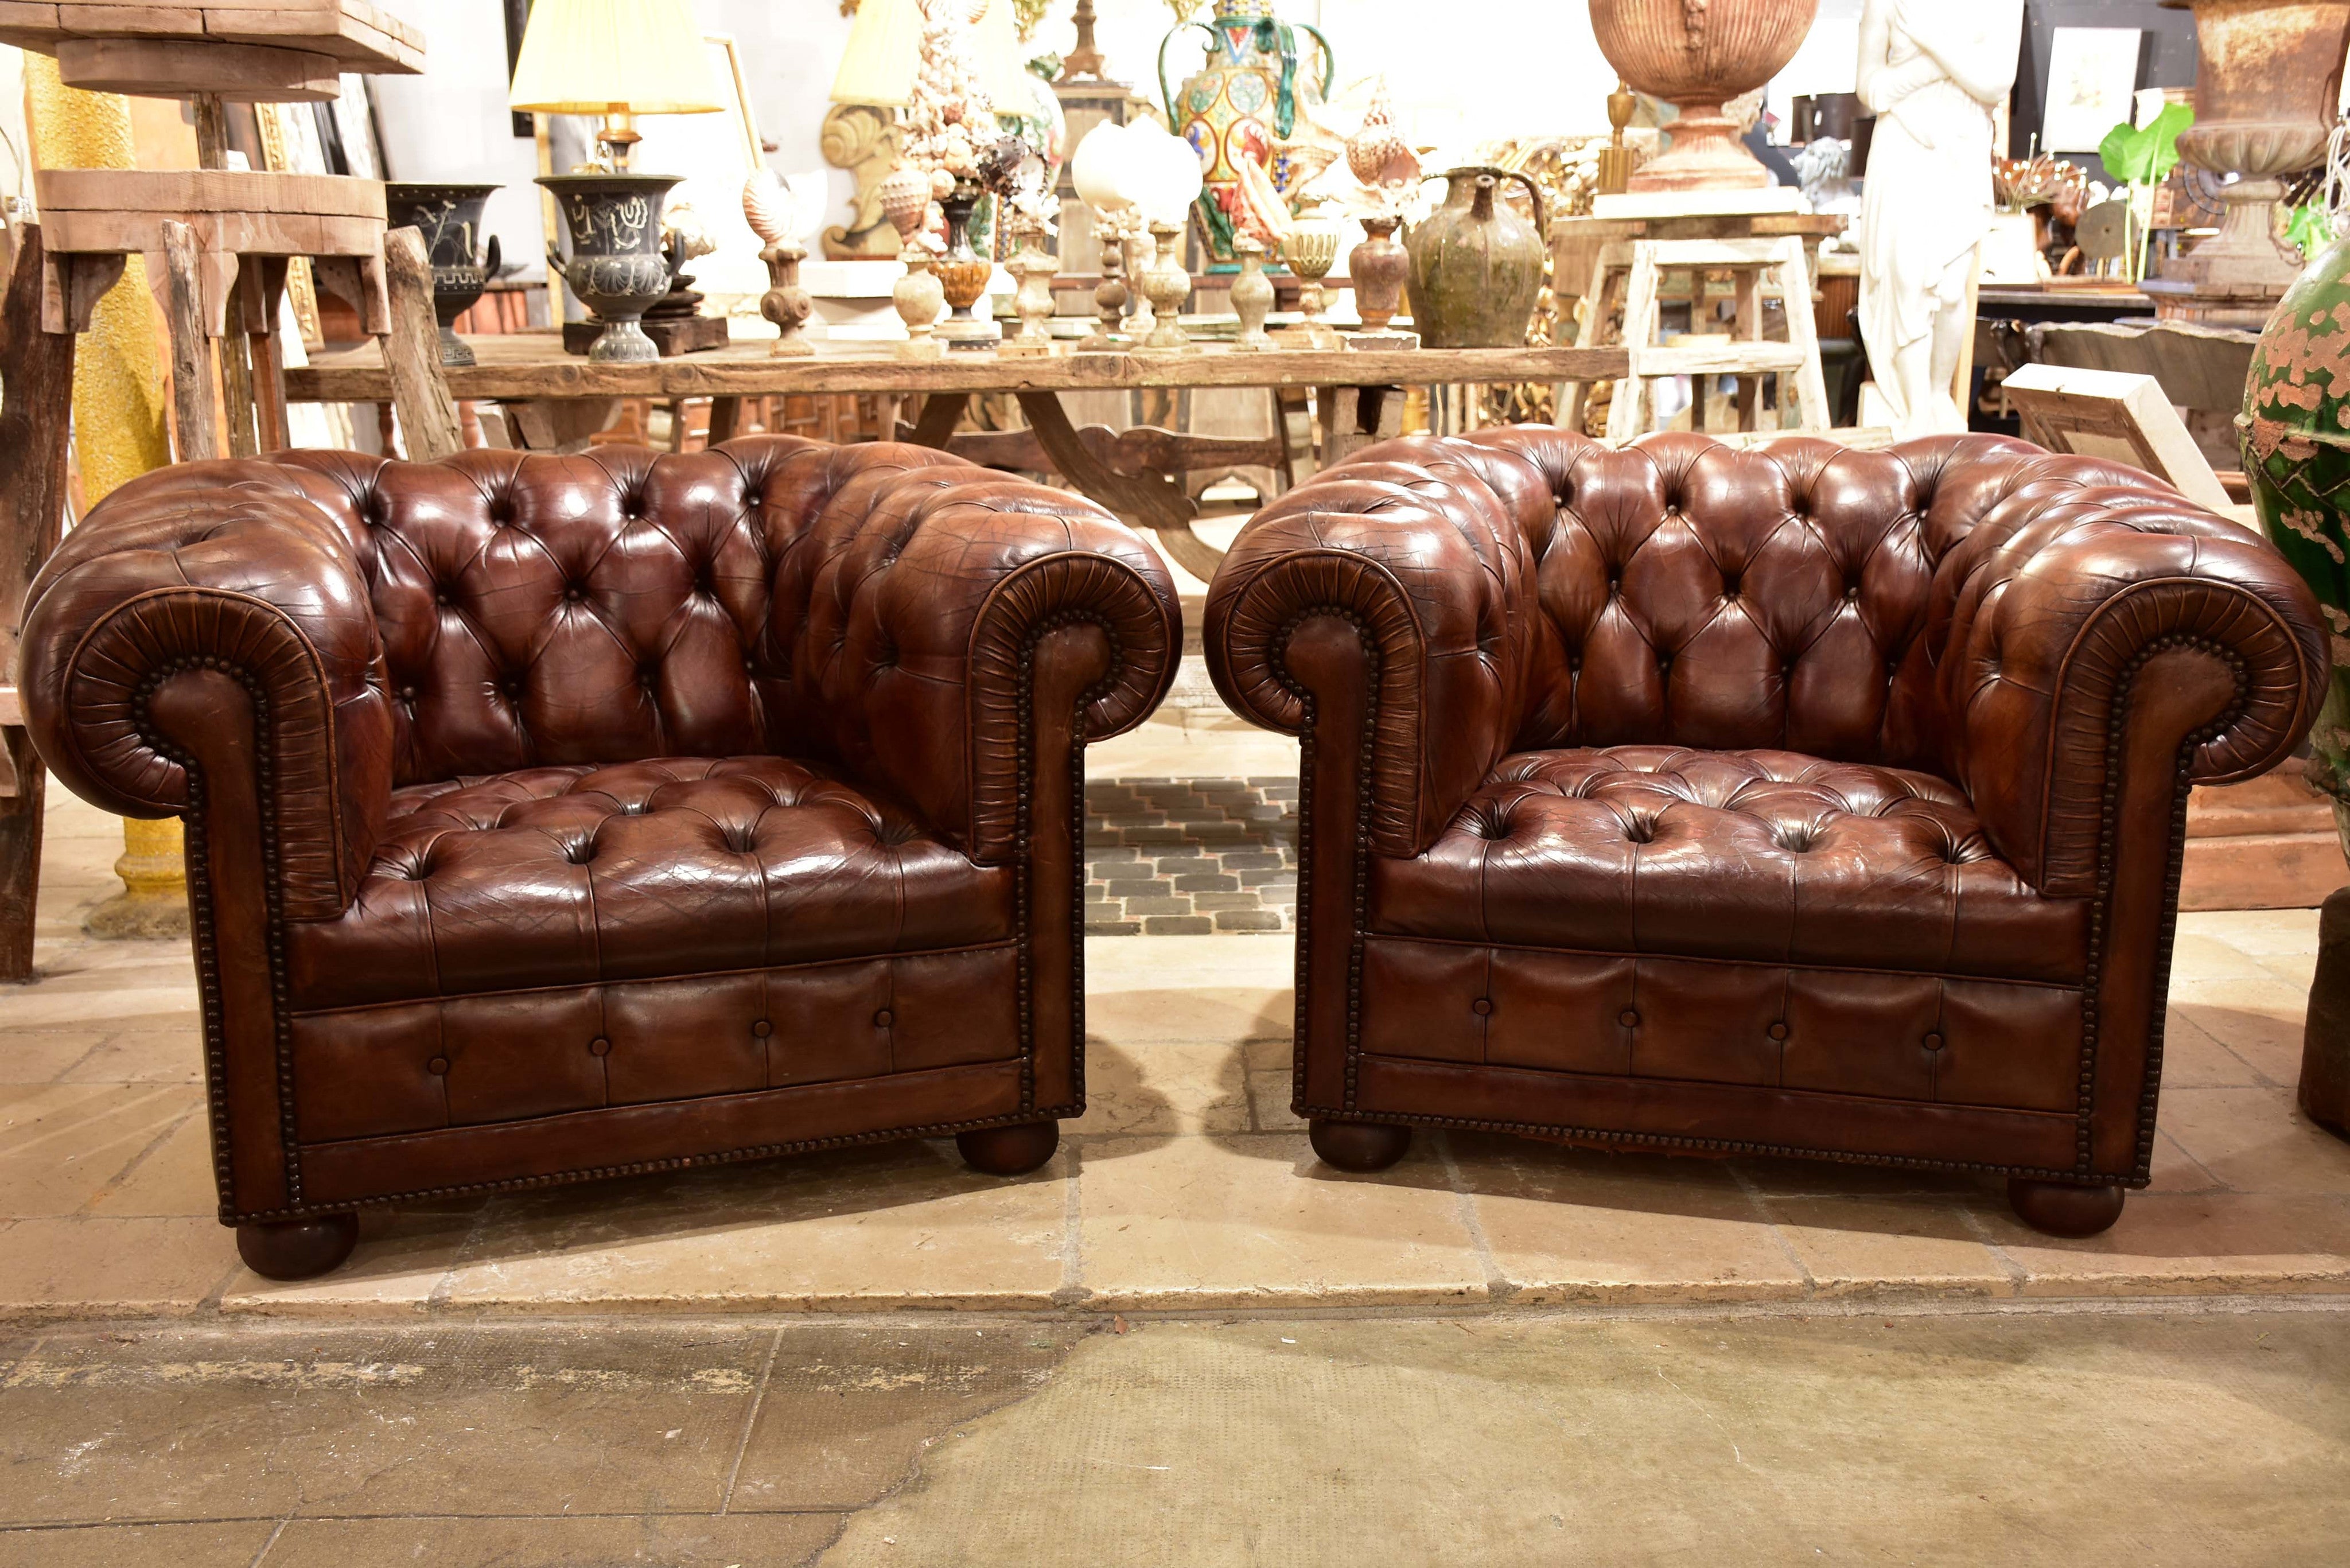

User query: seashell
[742,168,793,246]
[1347,80,1419,193]
[880,164,933,243]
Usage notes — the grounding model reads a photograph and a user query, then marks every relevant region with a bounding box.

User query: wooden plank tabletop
[283,333,1634,404]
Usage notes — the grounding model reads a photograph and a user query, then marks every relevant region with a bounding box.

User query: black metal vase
[383,182,502,367]
[538,172,682,364]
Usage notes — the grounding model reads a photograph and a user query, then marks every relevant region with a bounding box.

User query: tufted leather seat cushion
[287,756,1010,1011]
[1375,747,2088,983]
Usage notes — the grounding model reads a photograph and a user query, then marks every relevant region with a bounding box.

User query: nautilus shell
[742,168,793,246]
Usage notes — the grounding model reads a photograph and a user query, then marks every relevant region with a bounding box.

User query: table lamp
[508,0,725,170]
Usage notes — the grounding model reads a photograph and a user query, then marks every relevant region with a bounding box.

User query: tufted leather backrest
[110,438,983,786]
[1370,427,2177,771]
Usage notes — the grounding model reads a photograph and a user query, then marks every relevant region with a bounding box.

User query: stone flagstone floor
[4,706,2350,1320]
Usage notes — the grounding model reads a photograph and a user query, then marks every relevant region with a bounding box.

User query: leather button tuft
[1923,1031,1946,1051]
[1767,1022,1790,1041]
[752,1020,772,1038]
[873,1008,894,1028]
[1618,1009,1641,1028]
[1471,997,1494,1016]
[426,1056,450,1076]
[588,1037,612,1057]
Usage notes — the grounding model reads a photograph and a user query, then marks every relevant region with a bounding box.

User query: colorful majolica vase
[1160,0,1332,265]
[2243,233,2350,858]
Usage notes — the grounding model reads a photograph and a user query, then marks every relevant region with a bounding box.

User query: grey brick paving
[1084,776,1299,936]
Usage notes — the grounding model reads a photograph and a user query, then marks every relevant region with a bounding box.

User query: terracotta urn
[1588,0,1820,192]
[1348,214,1408,332]
[2161,0,2350,297]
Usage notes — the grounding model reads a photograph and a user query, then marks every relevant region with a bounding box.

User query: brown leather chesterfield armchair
[1205,428,2325,1237]
[21,438,1177,1278]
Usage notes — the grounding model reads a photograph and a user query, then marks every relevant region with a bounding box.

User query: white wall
[367,0,548,279]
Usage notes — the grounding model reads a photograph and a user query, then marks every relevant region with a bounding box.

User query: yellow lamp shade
[830,0,924,108]
[509,0,725,115]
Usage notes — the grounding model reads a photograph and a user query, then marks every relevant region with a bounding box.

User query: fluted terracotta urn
[1589,0,1820,191]
[2161,0,2350,298]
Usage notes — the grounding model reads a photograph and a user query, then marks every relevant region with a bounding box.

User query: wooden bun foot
[2007,1178,2126,1238]
[956,1119,1060,1176]
[236,1213,360,1280]
[1309,1118,1413,1173]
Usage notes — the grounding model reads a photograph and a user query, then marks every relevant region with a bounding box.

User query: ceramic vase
[1159,0,1335,264]
[1404,168,1547,349]
[1588,0,1819,192]
[1139,220,1193,351]
[384,181,501,367]
[1230,235,1274,349]
[759,243,814,357]
[540,172,681,364]
[933,179,999,348]
[893,248,946,360]
[1348,213,1408,333]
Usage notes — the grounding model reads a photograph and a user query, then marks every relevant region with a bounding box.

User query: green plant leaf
[2286,202,2335,261]
[2099,102,2196,188]
[2140,101,2194,185]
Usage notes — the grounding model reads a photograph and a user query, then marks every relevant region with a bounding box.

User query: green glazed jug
[1403,166,1547,349]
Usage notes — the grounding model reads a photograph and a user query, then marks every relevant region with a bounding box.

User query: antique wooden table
[285,335,1631,576]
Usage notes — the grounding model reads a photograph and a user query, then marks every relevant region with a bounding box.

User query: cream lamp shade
[830,0,924,107]
[508,0,726,117]
[972,0,1037,110]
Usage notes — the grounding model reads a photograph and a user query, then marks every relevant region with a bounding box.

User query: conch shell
[1345,80,1419,194]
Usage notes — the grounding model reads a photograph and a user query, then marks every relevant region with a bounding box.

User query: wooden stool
[1563,235,1832,443]
[35,168,390,457]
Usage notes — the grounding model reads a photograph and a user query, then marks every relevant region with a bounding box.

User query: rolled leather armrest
[774,453,1180,865]
[1204,434,1559,858]
[1935,477,2327,898]
[18,462,396,919]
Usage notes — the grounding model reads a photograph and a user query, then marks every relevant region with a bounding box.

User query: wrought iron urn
[383,182,502,367]
[539,172,683,364]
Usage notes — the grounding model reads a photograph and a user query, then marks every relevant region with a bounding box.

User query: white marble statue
[1856,0,2022,437]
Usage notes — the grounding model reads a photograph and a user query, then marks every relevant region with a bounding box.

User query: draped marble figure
[1857,0,2022,436]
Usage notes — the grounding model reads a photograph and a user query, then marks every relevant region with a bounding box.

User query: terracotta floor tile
[0,983,196,1031]
[1726,1154,1983,1201]
[0,1216,235,1318]
[2166,978,2308,1085]
[2178,908,2322,955]
[258,1515,840,1567]
[2142,1127,2225,1194]
[1979,1192,2350,1296]
[2256,951,2320,988]
[2159,1086,2350,1195]
[219,1202,491,1317]
[1076,1132,1486,1309]
[55,1028,203,1085]
[1072,1040,1250,1137]
[0,1084,201,1217]
[1084,985,1293,1048]
[439,1142,1071,1312]
[2166,932,2289,985]
[1758,1195,2015,1298]
[2159,1011,2267,1088]
[0,1032,104,1083]
[1246,1067,1305,1131]
[0,1522,277,1567]
[82,1110,217,1217]
[1449,1135,1805,1304]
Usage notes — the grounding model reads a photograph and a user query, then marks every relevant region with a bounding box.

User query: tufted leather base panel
[1359,937,2081,1114]
[296,1058,1030,1209]
[1351,1056,2080,1175]
[287,757,1011,1011]
[1372,748,2091,985]
[290,944,1021,1143]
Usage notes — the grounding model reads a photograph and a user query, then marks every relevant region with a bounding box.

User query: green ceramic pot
[2243,232,2350,857]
